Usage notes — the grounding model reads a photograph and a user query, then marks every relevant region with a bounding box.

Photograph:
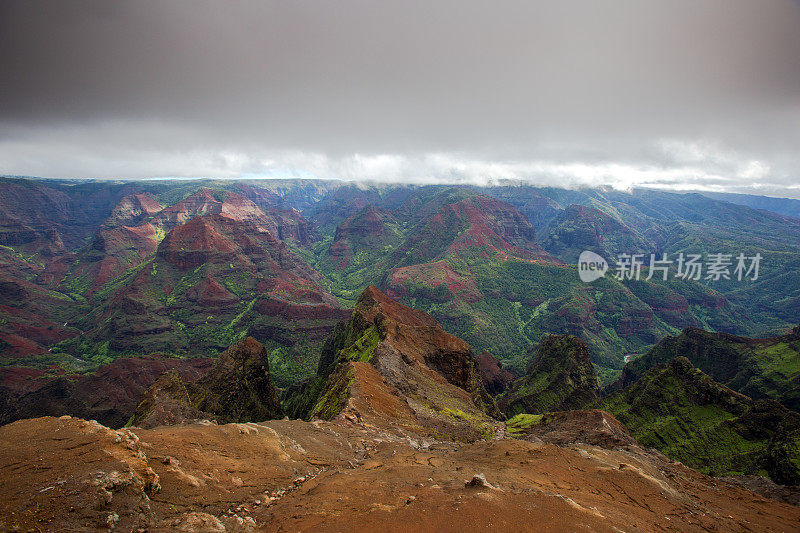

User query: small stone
[465,473,493,489]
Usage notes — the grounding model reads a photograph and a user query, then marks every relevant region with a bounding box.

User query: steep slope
[482,185,800,331]
[578,189,800,328]
[602,357,800,484]
[473,185,562,237]
[367,187,744,383]
[149,188,316,246]
[287,286,501,442]
[315,205,405,300]
[0,178,141,249]
[130,337,283,427]
[617,326,800,411]
[328,205,403,268]
[71,222,163,295]
[191,336,284,422]
[303,184,415,234]
[387,192,547,269]
[102,192,163,228]
[475,351,515,395]
[233,183,320,244]
[2,178,797,402]
[65,188,320,296]
[498,335,600,416]
[0,274,82,359]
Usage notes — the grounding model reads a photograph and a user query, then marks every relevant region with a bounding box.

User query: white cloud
[0,120,797,198]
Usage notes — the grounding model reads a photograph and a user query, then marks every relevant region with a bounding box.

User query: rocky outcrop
[602,356,800,485]
[507,409,640,449]
[475,351,515,395]
[156,214,241,271]
[617,326,800,412]
[287,286,502,441]
[129,371,210,429]
[498,335,600,416]
[129,337,283,428]
[192,337,284,422]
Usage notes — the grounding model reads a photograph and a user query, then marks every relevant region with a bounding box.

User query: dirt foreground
[1,415,799,532]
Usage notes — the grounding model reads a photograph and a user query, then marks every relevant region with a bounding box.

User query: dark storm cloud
[1,0,799,195]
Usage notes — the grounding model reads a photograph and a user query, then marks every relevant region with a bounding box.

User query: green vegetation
[505,413,543,437]
[0,351,99,375]
[95,259,151,301]
[497,335,600,416]
[621,327,800,412]
[339,325,380,363]
[309,364,354,420]
[601,357,800,484]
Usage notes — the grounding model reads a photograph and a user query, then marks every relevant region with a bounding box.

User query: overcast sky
[1,1,799,197]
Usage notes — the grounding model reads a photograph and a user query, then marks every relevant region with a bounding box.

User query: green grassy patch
[505,413,543,437]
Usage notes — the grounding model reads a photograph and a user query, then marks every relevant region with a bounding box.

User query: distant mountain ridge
[699,191,800,220]
[0,177,797,411]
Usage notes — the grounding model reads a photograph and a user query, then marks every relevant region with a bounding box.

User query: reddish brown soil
[1,415,798,532]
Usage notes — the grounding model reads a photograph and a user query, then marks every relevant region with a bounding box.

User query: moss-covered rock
[283,286,503,439]
[308,363,355,420]
[129,337,284,427]
[505,413,543,437]
[128,370,209,429]
[506,409,638,449]
[498,335,600,416]
[601,356,800,484]
[615,326,800,412]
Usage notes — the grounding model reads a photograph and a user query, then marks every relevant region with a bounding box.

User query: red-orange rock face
[475,351,515,395]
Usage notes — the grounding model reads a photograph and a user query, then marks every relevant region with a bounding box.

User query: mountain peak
[289,287,501,440]
[131,337,284,428]
[354,285,440,330]
[498,334,600,416]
